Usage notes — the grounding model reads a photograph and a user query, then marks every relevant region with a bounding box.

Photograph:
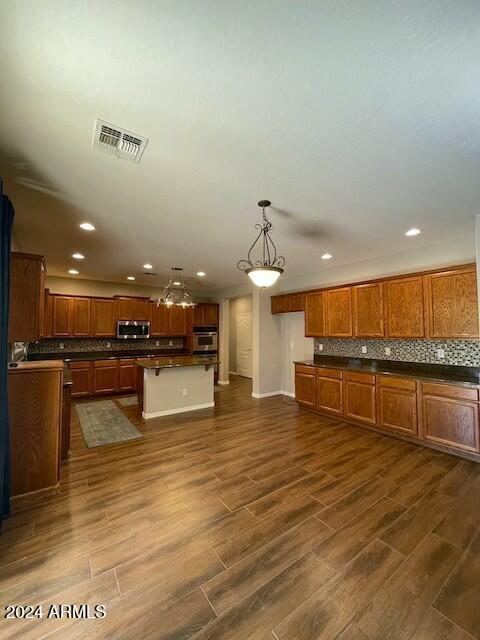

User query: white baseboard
[229,371,238,376]
[252,390,295,399]
[142,402,215,419]
[217,380,230,385]
[280,390,295,398]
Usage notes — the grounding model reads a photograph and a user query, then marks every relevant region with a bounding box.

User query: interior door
[236,313,252,378]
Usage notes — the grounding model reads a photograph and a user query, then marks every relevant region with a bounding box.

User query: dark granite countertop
[137,356,220,369]
[294,355,480,387]
[28,349,190,362]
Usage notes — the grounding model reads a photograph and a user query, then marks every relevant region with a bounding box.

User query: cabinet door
[385,276,425,338]
[286,294,304,313]
[93,361,119,395]
[117,298,133,320]
[132,299,149,320]
[326,287,353,337]
[119,360,137,391]
[68,362,92,398]
[377,378,418,435]
[316,375,343,414]
[151,303,169,335]
[425,267,479,338]
[8,252,45,342]
[204,303,219,325]
[52,296,72,336]
[91,299,118,337]
[422,395,479,452]
[353,282,384,337]
[344,380,376,424]
[271,296,287,314]
[168,307,187,336]
[72,298,91,336]
[193,304,205,324]
[43,290,53,338]
[295,370,316,407]
[305,292,325,337]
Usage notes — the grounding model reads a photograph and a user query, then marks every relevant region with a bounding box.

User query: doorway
[236,313,252,378]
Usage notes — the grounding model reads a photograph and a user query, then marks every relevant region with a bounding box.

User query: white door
[236,313,252,378]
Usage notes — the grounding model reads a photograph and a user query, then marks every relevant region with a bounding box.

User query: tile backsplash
[314,338,480,367]
[29,337,184,354]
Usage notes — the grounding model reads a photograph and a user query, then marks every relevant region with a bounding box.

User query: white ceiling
[1,0,479,291]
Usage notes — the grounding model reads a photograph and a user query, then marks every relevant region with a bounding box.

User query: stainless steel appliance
[117,320,150,339]
[193,327,218,352]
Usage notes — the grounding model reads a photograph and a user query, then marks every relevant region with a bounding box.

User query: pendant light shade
[237,200,285,288]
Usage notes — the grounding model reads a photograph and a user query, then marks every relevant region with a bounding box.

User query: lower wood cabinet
[68,361,92,398]
[93,360,119,395]
[119,359,137,392]
[316,369,343,415]
[344,372,376,424]
[377,376,418,435]
[294,366,316,408]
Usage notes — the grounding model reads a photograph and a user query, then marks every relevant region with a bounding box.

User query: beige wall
[280,313,314,395]
[229,295,252,373]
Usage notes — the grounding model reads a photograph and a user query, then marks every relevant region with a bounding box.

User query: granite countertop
[137,356,220,369]
[294,355,480,387]
[27,349,190,362]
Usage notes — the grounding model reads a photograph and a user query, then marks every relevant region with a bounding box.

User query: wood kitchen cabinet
[8,252,46,342]
[294,365,316,408]
[377,375,418,435]
[344,371,376,424]
[91,298,118,337]
[150,302,169,336]
[72,297,91,336]
[316,368,343,415]
[93,360,119,395]
[68,361,92,397]
[117,297,149,321]
[52,295,72,336]
[43,289,53,337]
[119,359,137,392]
[425,266,479,338]
[384,275,425,338]
[305,292,325,337]
[325,287,353,337]
[421,383,479,452]
[168,306,188,335]
[271,293,304,314]
[194,303,219,325]
[353,282,384,337]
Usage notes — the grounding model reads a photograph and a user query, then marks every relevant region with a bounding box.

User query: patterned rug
[118,395,138,407]
[76,400,143,448]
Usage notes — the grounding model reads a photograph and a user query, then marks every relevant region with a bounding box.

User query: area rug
[76,400,143,448]
[118,395,138,407]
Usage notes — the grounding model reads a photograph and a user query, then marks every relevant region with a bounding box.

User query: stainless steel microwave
[193,330,218,352]
[117,320,150,339]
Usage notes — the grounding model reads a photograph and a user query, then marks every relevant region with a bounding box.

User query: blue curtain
[1,179,14,523]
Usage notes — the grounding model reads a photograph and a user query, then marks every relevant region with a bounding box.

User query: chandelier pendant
[237,200,285,288]
[151,267,196,308]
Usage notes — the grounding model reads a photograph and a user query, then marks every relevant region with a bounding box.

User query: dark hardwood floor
[1,376,480,640]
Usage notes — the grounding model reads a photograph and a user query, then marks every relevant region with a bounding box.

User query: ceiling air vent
[92,119,148,164]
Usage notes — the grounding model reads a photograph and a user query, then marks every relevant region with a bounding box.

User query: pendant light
[151,267,195,308]
[237,200,285,287]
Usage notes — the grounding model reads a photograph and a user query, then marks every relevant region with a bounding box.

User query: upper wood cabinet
[8,252,46,342]
[168,306,188,336]
[271,293,304,314]
[91,298,118,337]
[117,297,149,321]
[384,275,425,338]
[425,266,479,338]
[43,290,53,338]
[305,292,325,337]
[353,282,384,337]
[72,298,91,336]
[325,287,353,337]
[52,295,72,337]
[150,302,169,336]
[193,303,219,325]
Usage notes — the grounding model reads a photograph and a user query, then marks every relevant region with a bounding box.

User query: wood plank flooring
[1,376,480,640]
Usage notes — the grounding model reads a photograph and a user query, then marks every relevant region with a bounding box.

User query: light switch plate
[437,348,445,359]
[318,343,323,351]
[385,347,391,356]
[361,345,367,354]
[59,343,65,350]
[156,341,160,347]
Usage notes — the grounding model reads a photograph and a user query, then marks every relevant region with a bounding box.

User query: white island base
[140,363,215,419]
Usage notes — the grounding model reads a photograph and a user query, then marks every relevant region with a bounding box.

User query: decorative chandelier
[152,267,196,307]
[237,200,285,288]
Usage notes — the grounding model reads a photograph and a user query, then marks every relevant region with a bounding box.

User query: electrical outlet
[361,345,367,354]
[59,343,65,350]
[318,343,323,351]
[169,340,174,347]
[156,341,160,347]
[182,388,188,397]
[385,347,391,356]
[106,342,111,348]
[437,348,445,359]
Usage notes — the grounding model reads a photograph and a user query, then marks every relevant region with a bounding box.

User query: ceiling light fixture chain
[151,266,196,308]
[237,200,285,288]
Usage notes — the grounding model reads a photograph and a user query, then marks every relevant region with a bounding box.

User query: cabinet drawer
[378,375,416,392]
[295,364,315,375]
[345,371,375,385]
[422,382,478,402]
[68,361,91,370]
[94,359,118,368]
[316,367,342,380]
[119,359,136,366]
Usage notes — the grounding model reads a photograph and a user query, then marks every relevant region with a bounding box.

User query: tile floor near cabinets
[1,377,480,640]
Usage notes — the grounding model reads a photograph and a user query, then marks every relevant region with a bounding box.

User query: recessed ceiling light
[72,252,84,260]
[196,271,206,277]
[79,222,95,231]
[143,263,153,269]
[321,253,332,260]
[127,276,135,281]
[68,269,79,275]
[405,228,421,236]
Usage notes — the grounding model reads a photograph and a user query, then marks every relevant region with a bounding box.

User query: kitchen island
[137,356,219,419]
